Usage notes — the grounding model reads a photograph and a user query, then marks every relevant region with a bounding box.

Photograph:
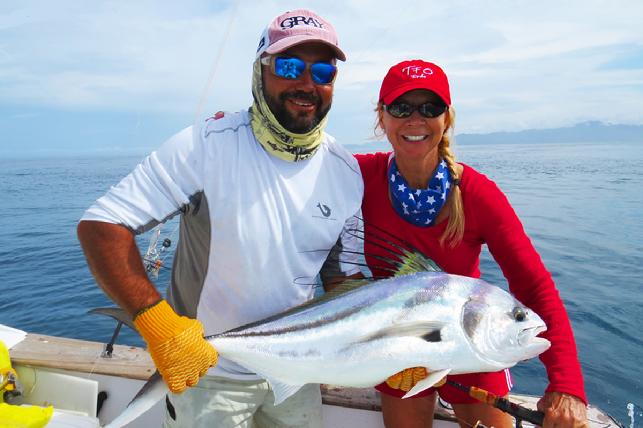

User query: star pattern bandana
[388,157,454,227]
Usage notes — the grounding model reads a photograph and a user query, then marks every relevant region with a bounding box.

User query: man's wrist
[133,297,164,320]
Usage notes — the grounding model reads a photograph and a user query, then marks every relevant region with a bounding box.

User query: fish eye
[512,307,527,322]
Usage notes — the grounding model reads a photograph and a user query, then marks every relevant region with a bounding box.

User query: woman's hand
[537,392,588,428]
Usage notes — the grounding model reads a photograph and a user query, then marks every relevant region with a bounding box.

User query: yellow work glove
[386,367,446,392]
[0,340,18,402]
[0,402,53,428]
[134,300,218,393]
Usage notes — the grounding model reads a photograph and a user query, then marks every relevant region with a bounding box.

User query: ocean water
[0,141,641,425]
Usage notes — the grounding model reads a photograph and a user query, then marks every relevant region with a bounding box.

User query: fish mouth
[517,325,548,347]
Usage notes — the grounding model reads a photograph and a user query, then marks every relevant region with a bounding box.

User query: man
[77,9,363,427]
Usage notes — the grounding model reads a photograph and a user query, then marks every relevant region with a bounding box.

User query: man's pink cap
[379,60,451,106]
[255,9,346,61]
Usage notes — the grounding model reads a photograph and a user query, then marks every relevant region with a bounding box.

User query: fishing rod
[446,380,545,428]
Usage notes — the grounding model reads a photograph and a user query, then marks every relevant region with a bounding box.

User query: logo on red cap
[379,60,451,106]
[401,65,434,79]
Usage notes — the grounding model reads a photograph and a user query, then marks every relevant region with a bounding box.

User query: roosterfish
[100,250,550,428]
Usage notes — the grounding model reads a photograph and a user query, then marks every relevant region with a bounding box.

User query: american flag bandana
[388,157,453,227]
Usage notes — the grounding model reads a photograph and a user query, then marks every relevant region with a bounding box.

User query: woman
[354,60,588,428]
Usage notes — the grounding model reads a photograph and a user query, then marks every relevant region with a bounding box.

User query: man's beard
[265,90,331,134]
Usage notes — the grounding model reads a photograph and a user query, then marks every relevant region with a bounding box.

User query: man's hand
[134,300,218,393]
[537,392,588,428]
[386,367,446,392]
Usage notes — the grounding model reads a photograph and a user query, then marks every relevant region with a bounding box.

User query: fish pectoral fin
[402,368,451,399]
[359,322,445,343]
[266,378,306,406]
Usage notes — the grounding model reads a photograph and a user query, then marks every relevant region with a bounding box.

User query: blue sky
[2,0,643,157]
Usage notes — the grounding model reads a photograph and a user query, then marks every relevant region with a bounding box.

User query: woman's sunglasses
[383,101,448,119]
[260,55,337,85]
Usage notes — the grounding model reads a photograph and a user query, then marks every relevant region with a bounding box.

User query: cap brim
[382,82,450,106]
[265,36,346,61]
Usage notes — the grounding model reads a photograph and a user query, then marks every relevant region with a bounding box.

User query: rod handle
[495,398,545,426]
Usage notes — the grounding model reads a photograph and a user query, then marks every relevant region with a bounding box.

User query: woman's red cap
[379,60,451,106]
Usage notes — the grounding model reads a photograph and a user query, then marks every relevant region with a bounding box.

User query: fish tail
[104,372,167,428]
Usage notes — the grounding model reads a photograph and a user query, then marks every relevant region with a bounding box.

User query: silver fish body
[212,271,549,398]
[104,271,550,427]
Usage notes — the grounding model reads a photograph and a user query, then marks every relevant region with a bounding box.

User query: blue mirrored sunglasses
[260,55,337,85]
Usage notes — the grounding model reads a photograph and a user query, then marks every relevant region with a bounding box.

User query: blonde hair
[375,103,465,247]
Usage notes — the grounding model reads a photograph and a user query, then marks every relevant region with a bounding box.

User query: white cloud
[1,0,643,148]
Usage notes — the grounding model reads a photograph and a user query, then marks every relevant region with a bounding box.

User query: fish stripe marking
[213,304,365,338]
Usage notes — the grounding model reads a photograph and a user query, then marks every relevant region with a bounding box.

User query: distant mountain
[455,121,643,145]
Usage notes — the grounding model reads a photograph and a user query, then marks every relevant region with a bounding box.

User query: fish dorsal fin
[357,322,445,344]
[348,218,442,276]
[287,250,440,316]
[266,377,306,406]
[394,248,442,276]
[292,228,442,314]
[212,237,442,338]
[320,249,441,301]
[402,368,452,399]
